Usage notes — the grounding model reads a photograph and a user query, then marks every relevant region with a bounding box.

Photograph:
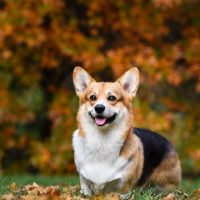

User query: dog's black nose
[94,104,105,113]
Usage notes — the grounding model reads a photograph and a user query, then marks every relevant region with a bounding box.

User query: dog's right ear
[73,66,94,95]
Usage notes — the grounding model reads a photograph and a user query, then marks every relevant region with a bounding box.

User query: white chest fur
[73,128,130,192]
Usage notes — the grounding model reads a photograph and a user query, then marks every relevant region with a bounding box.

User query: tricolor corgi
[72,67,181,195]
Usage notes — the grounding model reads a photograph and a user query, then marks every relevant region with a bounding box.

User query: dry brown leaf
[23,182,60,196]
[192,189,200,200]
[65,194,73,200]
[21,196,37,200]
[63,185,80,193]
[1,193,15,200]
[104,192,121,200]
[164,192,175,200]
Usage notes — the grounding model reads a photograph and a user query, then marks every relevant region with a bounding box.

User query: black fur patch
[133,128,172,186]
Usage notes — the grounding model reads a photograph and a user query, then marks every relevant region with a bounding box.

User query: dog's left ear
[117,67,139,97]
[73,66,94,96]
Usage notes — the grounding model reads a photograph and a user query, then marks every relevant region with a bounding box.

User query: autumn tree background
[0,0,199,177]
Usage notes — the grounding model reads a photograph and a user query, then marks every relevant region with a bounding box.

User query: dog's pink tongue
[95,117,107,126]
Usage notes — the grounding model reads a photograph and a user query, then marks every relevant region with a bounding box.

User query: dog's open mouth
[89,113,117,126]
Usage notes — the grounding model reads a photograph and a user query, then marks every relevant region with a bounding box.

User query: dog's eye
[108,95,116,101]
[90,95,97,101]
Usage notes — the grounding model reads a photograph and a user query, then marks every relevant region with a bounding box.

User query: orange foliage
[0,0,199,175]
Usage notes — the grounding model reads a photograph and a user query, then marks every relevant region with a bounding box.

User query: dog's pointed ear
[73,66,94,95]
[117,67,139,97]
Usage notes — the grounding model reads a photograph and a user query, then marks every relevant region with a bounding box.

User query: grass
[0,175,199,199]
[0,175,78,194]
[181,178,200,193]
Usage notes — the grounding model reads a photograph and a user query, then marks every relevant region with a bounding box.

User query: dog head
[73,67,139,129]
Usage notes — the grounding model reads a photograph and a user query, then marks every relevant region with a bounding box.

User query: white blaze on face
[94,99,106,108]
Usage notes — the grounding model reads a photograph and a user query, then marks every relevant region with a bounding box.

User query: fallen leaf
[1,193,14,200]
[105,192,121,199]
[164,192,175,200]
[8,183,17,191]
[192,189,200,200]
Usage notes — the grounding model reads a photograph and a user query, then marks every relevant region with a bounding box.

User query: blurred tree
[0,0,199,175]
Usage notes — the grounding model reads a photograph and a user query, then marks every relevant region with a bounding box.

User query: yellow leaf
[9,182,17,191]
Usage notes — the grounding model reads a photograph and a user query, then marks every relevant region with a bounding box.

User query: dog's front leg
[80,175,92,196]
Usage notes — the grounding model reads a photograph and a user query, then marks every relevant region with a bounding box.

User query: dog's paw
[80,188,92,196]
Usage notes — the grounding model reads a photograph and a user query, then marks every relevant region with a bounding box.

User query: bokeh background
[0,0,199,178]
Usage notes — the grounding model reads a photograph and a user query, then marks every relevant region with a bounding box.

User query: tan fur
[120,130,138,158]
[148,150,181,189]
[119,132,144,192]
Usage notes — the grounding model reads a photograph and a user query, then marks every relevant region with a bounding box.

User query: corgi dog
[72,67,181,195]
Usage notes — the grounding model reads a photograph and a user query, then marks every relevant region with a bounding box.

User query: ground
[0,175,199,199]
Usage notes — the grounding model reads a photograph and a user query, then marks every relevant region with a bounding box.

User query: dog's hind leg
[148,150,182,191]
